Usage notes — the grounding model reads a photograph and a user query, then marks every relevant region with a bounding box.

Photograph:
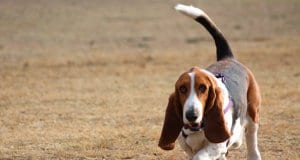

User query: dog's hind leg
[245,70,262,160]
[245,116,261,160]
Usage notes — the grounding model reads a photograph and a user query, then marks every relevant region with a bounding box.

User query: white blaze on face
[183,72,203,124]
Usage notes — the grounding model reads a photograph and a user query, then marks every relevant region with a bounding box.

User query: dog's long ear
[158,92,183,150]
[204,85,231,143]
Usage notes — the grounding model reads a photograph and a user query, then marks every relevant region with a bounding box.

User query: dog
[158,4,262,160]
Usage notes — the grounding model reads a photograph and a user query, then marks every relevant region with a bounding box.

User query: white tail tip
[175,4,205,19]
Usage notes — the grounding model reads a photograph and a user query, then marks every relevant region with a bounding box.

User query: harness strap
[224,99,233,114]
[182,130,188,138]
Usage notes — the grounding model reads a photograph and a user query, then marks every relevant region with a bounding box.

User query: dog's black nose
[185,110,198,122]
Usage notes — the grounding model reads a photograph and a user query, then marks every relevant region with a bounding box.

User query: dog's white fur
[175,4,206,19]
[183,72,204,125]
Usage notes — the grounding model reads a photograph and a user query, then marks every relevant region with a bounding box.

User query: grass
[0,0,299,159]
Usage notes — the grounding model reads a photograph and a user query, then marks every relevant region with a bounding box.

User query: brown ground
[0,0,299,159]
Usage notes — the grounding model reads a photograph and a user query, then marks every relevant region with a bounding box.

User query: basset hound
[158,4,262,160]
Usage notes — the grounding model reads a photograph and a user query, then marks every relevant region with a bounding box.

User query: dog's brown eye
[179,85,187,94]
[199,84,207,93]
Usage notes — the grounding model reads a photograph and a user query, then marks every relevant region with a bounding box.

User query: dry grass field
[0,0,299,159]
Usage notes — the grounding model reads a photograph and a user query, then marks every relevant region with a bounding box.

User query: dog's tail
[175,4,234,61]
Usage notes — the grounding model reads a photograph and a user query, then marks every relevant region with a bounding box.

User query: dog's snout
[185,110,198,122]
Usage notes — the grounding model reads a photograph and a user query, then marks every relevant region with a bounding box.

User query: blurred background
[0,0,299,159]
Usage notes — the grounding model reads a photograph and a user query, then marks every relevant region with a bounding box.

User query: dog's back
[207,59,249,125]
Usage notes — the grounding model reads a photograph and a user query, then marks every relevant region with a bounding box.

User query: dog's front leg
[178,133,194,159]
[192,142,227,160]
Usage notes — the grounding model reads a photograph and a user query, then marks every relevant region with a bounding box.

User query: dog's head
[158,66,230,150]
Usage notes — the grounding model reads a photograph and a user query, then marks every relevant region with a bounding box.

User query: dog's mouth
[184,122,204,131]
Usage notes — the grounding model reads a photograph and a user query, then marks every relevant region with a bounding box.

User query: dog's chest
[185,131,208,153]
